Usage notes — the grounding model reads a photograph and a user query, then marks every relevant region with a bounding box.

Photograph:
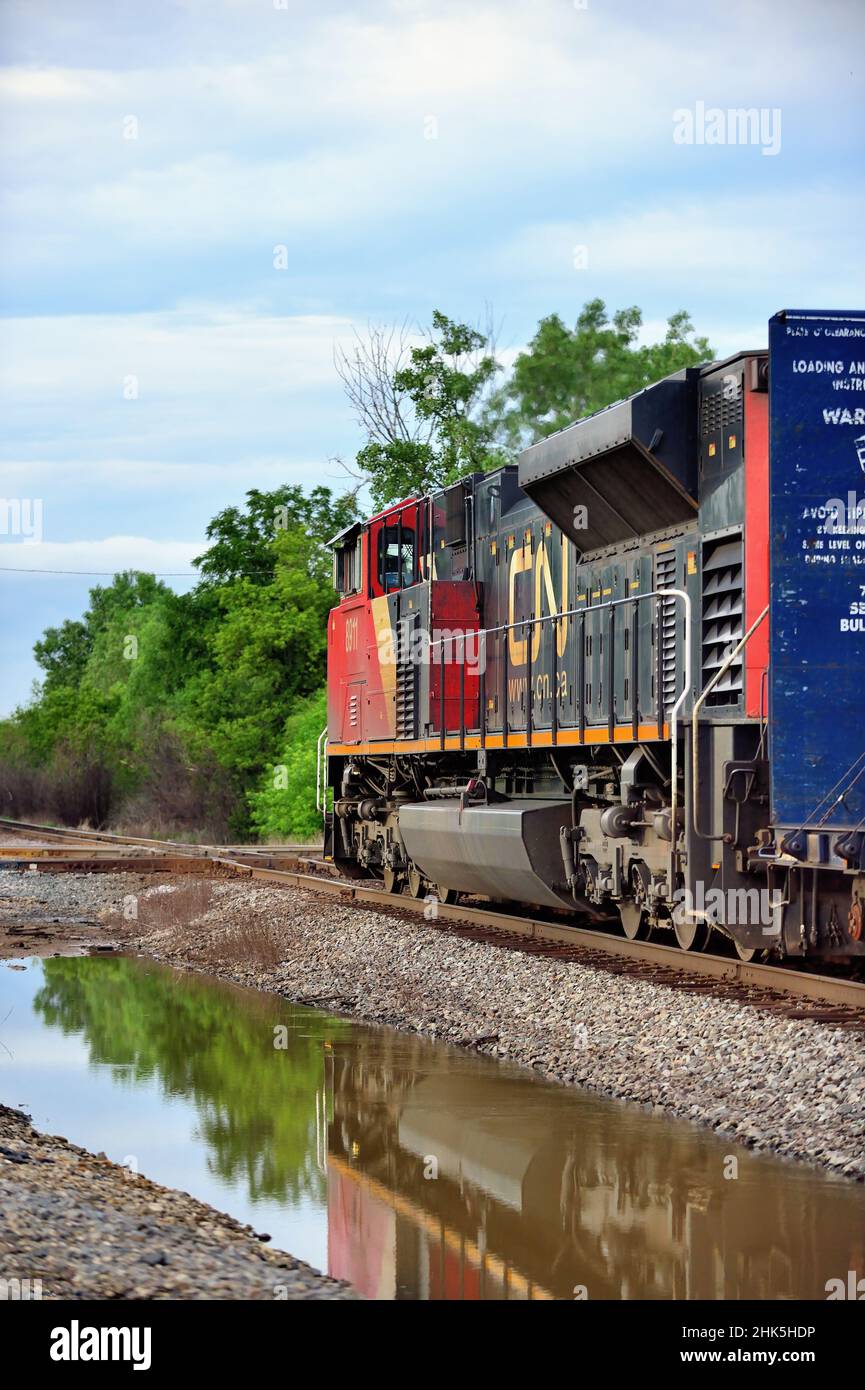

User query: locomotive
[324,310,865,962]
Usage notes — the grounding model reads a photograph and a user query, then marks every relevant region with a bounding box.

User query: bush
[0,760,48,820]
[247,689,326,841]
[47,752,114,828]
[114,727,238,842]
[0,750,113,827]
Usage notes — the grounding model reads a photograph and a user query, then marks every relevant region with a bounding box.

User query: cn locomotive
[324,310,865,962]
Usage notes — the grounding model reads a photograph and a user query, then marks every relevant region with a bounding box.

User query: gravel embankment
[0,1104,353,1299]
[3,867,865,1183]
[0,868,155,958]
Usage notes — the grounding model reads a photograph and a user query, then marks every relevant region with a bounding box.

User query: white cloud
[0,536,204,577]
[2,0,861,274]
[0,308,358,396]
[0,308,363,475]
[492,189,865,309]
[0,456,341,494]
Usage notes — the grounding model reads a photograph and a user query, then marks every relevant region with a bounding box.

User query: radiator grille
[700,379,743,434]
[701,536,744,705]
[655,548,678,722]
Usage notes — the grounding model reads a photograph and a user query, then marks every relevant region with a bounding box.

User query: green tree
[489,300,711,450]
[33,619,91,692]
[176,527,332,782]
[248,688,326,840]
[195,485,357,585]
[342,311,506,510]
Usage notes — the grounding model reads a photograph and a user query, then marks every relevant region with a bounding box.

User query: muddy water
[2,954,864,1300]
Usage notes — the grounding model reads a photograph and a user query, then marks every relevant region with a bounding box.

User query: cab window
[377,523,415,592]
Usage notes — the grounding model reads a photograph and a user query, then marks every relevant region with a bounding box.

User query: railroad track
[2,816,865,1027]
[0,817,318,861]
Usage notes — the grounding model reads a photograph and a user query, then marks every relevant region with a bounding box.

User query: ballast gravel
[0,1104,353,1300]
[3,867,865,1183]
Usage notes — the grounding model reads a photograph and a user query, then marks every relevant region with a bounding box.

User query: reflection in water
[5,955,865,1301]
[31,954,342,1206]
[326,1058,865,1300]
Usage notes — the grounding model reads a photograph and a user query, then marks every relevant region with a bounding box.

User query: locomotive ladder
[395,612,419,740]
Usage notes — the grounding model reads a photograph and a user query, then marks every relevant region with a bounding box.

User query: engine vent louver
[655,548,678,723]
[700,379,743,434]
[701,536,744,705]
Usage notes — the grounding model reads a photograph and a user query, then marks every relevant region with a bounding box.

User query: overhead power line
[0,567,276,577]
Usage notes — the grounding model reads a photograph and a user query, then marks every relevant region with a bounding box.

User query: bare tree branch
[323,453,367,504]
[334,319,436,449]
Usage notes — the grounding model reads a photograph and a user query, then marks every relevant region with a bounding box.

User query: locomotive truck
[323,309,865,962]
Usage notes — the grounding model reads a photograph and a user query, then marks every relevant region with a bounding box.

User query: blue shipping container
[769,308,865,833]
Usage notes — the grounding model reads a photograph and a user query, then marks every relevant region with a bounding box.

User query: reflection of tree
[34,956,348,1205]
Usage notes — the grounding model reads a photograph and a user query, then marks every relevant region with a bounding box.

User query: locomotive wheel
[734,940,762,962]
[406,865,426,899]
[619,900,651,941]
[673,915,711,951]
[435,884,458,906]
[619,863,652,941]
[382,867,399,895]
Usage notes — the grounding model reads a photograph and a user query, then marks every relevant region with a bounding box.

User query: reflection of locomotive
[325,1045,865,1301]
[325,310,865,962]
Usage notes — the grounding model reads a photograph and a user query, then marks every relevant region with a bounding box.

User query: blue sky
[1,0,863,713]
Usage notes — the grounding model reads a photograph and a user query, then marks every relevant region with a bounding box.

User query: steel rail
[3,816,863,1012]
[210,856,865,1012]
[0,817,319,857]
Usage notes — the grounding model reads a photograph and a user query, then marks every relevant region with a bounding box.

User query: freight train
[323,309,865,962]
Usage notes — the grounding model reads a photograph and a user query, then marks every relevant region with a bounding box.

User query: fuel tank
[397,798,573,911]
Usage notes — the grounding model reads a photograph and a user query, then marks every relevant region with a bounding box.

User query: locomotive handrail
[428,588,687,652]
[428,587,693,874]
[690,603,769,840]
[316,726,328,823]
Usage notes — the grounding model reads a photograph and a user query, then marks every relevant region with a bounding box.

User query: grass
[102,876,283,969]
[196,919,283,969]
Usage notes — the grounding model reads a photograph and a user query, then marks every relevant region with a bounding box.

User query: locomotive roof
[699,348,765,376]
[327,518,363,548]
[517,350,764,456]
